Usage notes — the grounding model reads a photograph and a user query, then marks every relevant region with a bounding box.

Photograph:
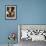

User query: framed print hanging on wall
[5,5,16,20]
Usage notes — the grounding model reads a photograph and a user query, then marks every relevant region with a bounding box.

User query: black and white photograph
[5,5,16,20]
[18,25,46,46]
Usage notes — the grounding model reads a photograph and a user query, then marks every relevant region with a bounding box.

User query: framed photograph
[18,24,46,42]
[5,5,16,20]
